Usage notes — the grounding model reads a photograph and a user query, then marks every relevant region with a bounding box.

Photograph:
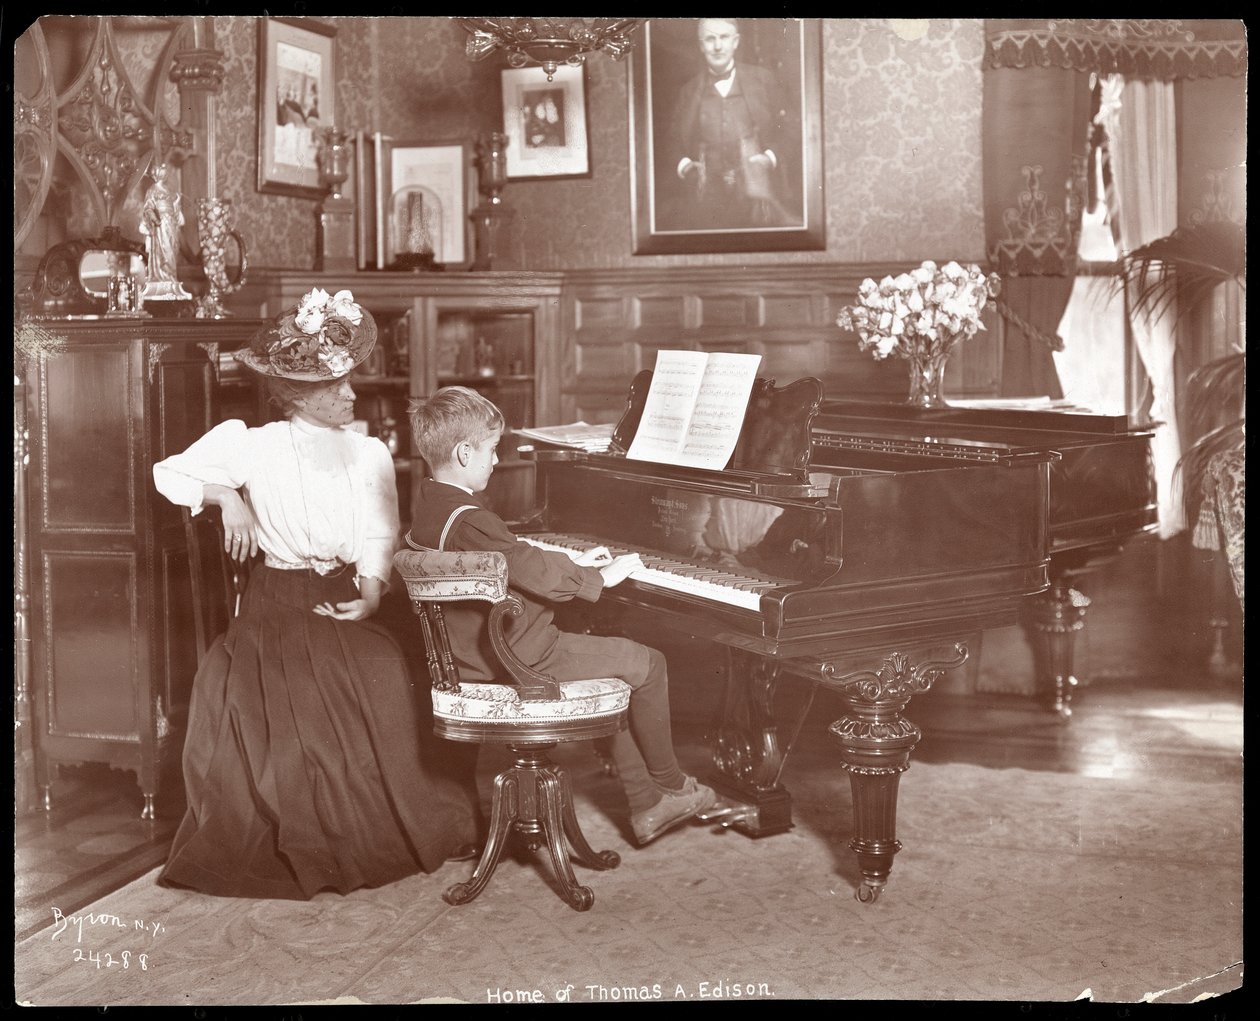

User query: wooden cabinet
[234,271,564,525]
[21,318,266,818]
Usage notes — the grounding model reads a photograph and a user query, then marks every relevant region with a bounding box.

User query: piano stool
[393,549,632,912]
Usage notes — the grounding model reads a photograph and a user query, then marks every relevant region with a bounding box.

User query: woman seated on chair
[152,287,481,900]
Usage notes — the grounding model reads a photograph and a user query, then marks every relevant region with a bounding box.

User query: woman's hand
[314,575,383,621]
[204,484,258,563]
[313,599,375,621]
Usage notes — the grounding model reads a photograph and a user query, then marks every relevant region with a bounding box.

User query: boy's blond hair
[408,386,505,467]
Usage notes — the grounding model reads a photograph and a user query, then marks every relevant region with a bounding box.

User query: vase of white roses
[836,260,1002,409]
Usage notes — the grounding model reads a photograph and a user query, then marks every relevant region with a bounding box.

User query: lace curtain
[981,63,1090,398]
[983,18,1245,538]
[1098,78,1184,536]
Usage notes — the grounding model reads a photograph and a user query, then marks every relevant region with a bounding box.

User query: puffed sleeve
[152,419,252,515]
[355,435,400,586]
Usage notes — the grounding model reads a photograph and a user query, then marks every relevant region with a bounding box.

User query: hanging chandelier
[457,18,644,80]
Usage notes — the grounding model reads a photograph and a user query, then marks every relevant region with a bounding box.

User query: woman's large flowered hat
[236,287,376,381]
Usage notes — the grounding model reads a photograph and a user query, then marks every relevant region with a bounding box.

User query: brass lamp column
[316,128,356,272]
[470,132,514,271]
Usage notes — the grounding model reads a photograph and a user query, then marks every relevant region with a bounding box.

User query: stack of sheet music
[514,422,616,452]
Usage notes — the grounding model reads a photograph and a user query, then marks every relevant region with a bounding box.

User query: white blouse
[153,417,399,585]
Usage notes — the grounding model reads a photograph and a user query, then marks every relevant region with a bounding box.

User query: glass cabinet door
[350,306,415,521]
[423,299,547,525]
[434,308,535,430]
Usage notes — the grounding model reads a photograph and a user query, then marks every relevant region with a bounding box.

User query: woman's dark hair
[264,376,334,417]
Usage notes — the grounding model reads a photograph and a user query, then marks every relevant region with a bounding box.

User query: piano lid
[611,370,824,481]
[819,398,1152,440]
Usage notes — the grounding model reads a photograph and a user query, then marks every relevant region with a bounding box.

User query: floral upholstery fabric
[393,549,508,603]
[432,677,631,723]
[1191,447,1244,609]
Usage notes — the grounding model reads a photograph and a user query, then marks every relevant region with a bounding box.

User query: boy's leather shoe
[631,776,716,846]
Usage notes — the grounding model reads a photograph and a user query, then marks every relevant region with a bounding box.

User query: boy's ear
[453,441,469,467]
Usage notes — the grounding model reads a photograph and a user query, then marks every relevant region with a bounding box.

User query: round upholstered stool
[433,677,630,911]
[394,548,631,911]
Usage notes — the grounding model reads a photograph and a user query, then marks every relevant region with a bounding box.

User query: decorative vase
[195,198,248,319]
[316,128,356,272]
[470,131,515,271]
[905,341,953,409]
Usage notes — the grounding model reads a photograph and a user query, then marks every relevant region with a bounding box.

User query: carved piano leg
[822,644,968,902]
[1030,582,1090,721]
[704,650,793,836]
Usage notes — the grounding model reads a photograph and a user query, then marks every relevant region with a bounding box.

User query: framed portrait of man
[630,18,824,255]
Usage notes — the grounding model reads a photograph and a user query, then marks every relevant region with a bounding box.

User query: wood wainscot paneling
[561,264,1003,424]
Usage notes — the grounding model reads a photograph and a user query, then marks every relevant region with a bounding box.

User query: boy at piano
[406,386,716,846]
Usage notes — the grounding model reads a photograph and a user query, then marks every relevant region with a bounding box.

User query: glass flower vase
[905,342,953,409]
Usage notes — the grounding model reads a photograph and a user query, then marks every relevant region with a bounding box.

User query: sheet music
[514,422,615,452]
[626,350,762,470]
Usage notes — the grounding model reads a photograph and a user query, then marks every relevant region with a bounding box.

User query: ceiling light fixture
[457,18,644,81]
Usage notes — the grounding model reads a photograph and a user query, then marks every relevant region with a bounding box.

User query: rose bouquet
[836,261,1001,406]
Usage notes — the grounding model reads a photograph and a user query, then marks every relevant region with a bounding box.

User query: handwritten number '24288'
[71,948,148,970]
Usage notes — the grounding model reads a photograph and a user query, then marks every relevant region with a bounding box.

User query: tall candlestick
[374,132,386,270]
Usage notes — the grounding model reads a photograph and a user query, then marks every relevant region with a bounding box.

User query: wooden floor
[15,535,1243,945]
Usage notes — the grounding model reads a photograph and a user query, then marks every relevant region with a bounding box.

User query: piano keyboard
[519,532,777,611]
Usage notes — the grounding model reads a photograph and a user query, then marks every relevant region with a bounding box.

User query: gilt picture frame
[500,65,591,179]
[380,141,474,269]
[629,17,825,255]
[256,17,337,198]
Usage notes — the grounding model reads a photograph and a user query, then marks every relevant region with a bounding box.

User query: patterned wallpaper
[216,17,986,272]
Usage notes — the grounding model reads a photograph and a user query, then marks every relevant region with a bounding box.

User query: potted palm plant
[1120,220,1245,513]
[1120,219,1245,605]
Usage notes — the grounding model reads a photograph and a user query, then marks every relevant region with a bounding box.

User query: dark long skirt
[159,566,481,900]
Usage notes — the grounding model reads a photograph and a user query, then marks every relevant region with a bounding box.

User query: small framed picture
[500,66,590,179]
[381,141,474,268]
[256,17,337,198]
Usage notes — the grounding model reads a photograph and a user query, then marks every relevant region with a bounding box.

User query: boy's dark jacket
[403,477,604,681]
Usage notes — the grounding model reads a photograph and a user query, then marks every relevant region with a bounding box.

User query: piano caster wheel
[856,883,881,904]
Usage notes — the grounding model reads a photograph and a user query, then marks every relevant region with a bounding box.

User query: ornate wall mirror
[27,227,147,317]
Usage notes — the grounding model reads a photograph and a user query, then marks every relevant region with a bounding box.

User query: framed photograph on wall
[380,141,474,269]
[500,65,591,179]
[256,17,337,198]
[629,17,825,255]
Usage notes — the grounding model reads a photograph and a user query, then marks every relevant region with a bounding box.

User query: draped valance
[985,19,1247,80]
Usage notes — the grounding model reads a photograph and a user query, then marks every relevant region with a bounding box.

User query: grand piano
[813,400,1158,717]
[519,374,1155,900]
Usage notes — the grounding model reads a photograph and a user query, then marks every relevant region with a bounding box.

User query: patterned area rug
[15,739,1242,1006]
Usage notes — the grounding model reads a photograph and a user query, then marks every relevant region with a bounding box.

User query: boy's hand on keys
[599,553,643,588]
[575,545,613,567]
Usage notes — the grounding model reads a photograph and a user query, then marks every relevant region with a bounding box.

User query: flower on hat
[259,287,368,378]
